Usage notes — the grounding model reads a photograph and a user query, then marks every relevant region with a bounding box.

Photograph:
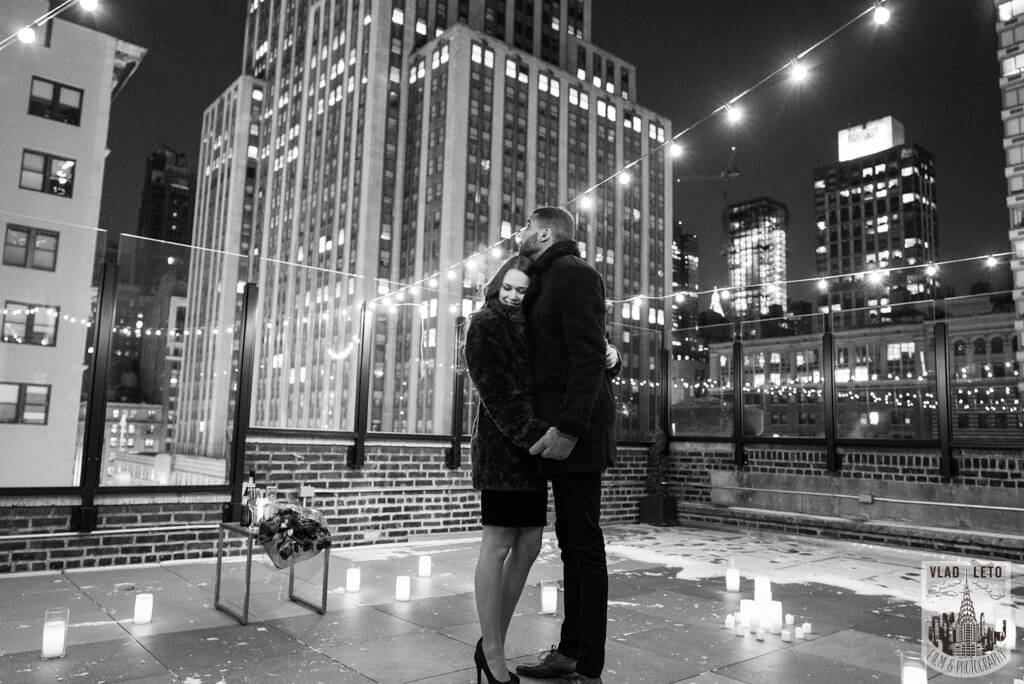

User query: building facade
[176,75,262,461]
[0,0,144,487]
[994,0,1024,396]
[723,197,788,319]
[214,0,673,440]
[814,117,939,323]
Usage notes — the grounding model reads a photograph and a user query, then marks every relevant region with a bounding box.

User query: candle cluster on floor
[722,572,813,643]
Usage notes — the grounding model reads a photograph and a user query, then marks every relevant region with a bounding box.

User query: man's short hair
[530,206,576,241]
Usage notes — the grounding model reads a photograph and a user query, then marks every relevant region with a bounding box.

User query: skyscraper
[200,0,674,439]
[176,76,262,460]
[813,116,938,323]
[724,197,788,319]
[0,0,144,486]
[671,225,698,330]
[994,0,1024,394]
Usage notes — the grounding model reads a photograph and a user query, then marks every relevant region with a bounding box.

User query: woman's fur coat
[464,299,549,492]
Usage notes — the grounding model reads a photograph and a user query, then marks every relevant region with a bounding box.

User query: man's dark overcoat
[524,240,617,475]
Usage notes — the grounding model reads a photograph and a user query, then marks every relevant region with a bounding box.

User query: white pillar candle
[755,627,766,641]
[133,593,153,625]
[725,567,740,592]
[795,626,805,639]
[345,568,361,593]
[739,599,755,628]
[41,608,68,659]
[785,613,795,625]
[802,621,812,634]
[395,575,411,601]
[724,614,735,630]
[753,576,772,602]
[417,555,432,577]
[760,600,783,633]
[734,620,746,636]
[540,583,558,615]
[900,653,927,684]
[781,628,792,642]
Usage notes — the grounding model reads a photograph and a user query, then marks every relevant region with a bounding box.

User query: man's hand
[528,427,557,456]
[605,343,620,369]
[536,429,578,461]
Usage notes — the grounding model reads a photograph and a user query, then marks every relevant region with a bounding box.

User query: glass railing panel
[608,320,663,442]
[248,257,361,434]
[0,220,105,487]
[831,300,938,439]
[739,313,827,438]
[942,291,1021,444]
[100,234,247,486]
[669,322,734,437]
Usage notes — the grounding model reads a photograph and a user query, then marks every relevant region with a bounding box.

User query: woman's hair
[482,255,534,302]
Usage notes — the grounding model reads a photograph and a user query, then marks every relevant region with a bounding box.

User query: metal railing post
[348,300,373,467]
[933,321,957,481]
[731,323,746,469]
[223,283,259,523]
[75,260,118,532]
[822,315,840,472]
[446,315,466,468]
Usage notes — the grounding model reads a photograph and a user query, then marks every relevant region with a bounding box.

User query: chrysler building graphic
[922,564,1012,678]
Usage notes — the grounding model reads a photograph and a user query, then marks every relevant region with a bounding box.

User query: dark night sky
[84,0,1008,300]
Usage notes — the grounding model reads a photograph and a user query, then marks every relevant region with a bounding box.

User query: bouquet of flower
[257,502,332,569]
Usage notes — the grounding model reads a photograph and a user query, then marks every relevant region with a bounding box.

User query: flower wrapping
[257,502,332,569]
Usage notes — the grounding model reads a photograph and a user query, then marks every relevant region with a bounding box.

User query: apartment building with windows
[994,0,1024,394]
[813,116,939,324]
[0,0,144,486]
[213,0,673,439]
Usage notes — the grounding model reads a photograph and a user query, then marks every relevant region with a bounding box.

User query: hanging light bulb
[490,246,503,259]
[617,171,632,186]
[578,195,594,210]
[985,255,998,268]
[925,263,938,277]
[79,0,99,11]
[726,104,743,124]
[669,142,683,158]
[17,26,37,44]
[816,278,828,292]
[872,2,891,25]
[790,60,809,82]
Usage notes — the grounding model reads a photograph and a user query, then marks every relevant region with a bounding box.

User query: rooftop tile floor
[1,524,1021,683]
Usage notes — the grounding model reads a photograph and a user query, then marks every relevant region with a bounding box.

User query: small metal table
[213,521,332,625]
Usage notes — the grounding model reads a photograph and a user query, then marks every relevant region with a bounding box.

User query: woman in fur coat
[464,255,550,683]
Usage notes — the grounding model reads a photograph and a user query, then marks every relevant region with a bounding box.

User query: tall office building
[994,0,1024,393]
[724,197,788,319]
[0,0,144,486]
[813,116,938,322]
[176,76,263,460]
[138,146,194,245]
[212,0,673,438]
[671,225,698,327]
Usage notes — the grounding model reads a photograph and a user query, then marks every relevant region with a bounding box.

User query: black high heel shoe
[474,638,519,684]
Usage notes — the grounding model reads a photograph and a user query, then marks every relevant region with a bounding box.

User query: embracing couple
[464,206,619,684]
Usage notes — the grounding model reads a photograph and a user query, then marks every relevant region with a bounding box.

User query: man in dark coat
[515,206,615,684]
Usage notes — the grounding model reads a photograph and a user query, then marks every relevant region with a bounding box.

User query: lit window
[471,44,482,64]
[2,301,59,346]
[19,150,76,198]
[29,77,83,126]
[391,7,404,23]
[506,58,517,78]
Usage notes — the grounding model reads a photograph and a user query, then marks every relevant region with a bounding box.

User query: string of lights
[0,0,98,52]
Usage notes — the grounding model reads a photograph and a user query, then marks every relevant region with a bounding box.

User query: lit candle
[795,627,805,639]
[739,599,755,628]
[345,568,361,593]
[725,567,740,592]
[785,613,795,625]
[724,614,735,630]
[802,621,812,634]
[760,600,783,633]
[755,627,766,641]
[734,620,746,637]
[540,583,558,615]
[753,576,772,602]
[781,628,792,642]
[41,608,69,659]
[417,556,432,577]
[395,576,411,601]
[133,593,153,625]
[900,652,927,684]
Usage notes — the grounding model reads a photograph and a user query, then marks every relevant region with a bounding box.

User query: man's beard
[519,234,540,257]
